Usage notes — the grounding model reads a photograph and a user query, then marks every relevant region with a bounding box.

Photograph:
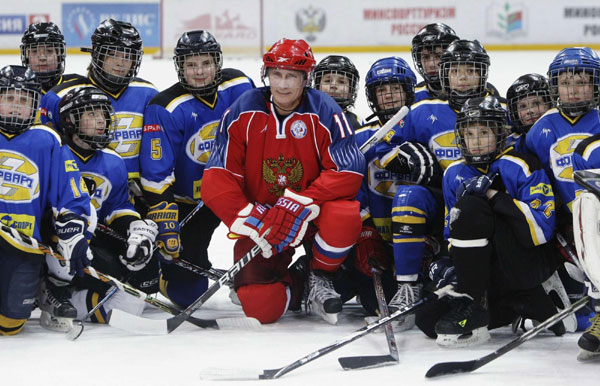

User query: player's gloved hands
[456,173,497,200]
[380,141,439,185]
[261,189,320,254]
[55,213,93,277]
[230,202,275,258]
[428,256,457,289]
[354,225,390,277]
[147,201,180,263]
[120,219,158,271]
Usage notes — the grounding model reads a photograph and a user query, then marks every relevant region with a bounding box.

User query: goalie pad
[573,192,600,292]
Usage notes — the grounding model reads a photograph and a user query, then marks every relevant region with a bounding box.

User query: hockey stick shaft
[425,295,590,378]
[166,244,262,333]
[259,285,452,379]
[556,232,585,272]
[338,269,398,370]
[359,106,409,154]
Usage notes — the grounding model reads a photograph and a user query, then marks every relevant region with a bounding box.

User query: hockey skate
[38,279,77,332]
[306,270,342,325]
[435,296,490,348]
[577,313,600,361]
[388,281,422,331]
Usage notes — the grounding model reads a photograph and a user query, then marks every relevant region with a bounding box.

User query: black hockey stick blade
[338,355,398,370]
[258,285,453,380]
[574,169,600,198]
[425,295,590,378]
[166,244,262,333]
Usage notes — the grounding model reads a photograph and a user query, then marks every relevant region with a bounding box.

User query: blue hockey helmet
[365,56,416,123]
[547,47,600,116]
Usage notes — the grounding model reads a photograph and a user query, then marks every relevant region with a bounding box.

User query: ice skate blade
[436,326,490,348]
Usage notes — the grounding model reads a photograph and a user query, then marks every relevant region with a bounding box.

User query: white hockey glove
[121,219,158,271]
[55,213,93,277]
[229,203,274,258]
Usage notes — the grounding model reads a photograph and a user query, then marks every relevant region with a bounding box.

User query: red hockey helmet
[262,38,316,80]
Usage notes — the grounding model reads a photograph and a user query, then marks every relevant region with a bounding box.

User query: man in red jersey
[202,38,365,325]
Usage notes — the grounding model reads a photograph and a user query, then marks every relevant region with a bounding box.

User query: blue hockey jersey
[140,69,254,204]
[443,150,555,247]
[0,126,92,253]
[524,108,600,212]
[39,75,158,180]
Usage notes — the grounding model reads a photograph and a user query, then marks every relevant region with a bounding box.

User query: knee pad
[0,314,26,335]
[449,195,494,242]
[160,274,208,309]
[233,238,293,290]
[236,282,289,324]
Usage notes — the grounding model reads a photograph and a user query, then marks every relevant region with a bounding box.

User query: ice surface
[1,51,597,385]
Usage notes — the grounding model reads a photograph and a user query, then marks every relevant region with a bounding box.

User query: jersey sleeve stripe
[512,198,546,245]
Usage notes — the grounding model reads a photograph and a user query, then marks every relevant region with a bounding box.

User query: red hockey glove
[354,225,390,277]
[261,189,320,254]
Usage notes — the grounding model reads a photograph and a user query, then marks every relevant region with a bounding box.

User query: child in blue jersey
[38,86,159,330]
[0,66,93,335]
[313,55,362,130]
[505,73,553,152]
[38,19,158,200]
[375,40,498,330]
[416,95,564,348]
[139,30,254,308]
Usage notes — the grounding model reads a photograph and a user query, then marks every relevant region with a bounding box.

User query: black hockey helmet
[455,95,508,166]
[411,23,459,96]
[89,19,143,89]
[20,22,66,90]
[173,30,223,98]
[439,39,490,110]
[506,73,553,134]
[0,65,41,134]
[59,86,115,149]
[313,55,360,109]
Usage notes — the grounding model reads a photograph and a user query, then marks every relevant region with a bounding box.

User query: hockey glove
[354,225,390,277]
[428,256,457,289]
[55,213,93,277]
[229,202,274,258]
[147,201,180,263]
[121,219,159,271]
[261,189,320,254]
[456,173,497,200]
[380,141,439,185]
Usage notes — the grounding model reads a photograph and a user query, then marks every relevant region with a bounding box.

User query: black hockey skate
[38,279,77,319]
[306,270,342,325]
[578,313,600,361]
[435,296,490,348]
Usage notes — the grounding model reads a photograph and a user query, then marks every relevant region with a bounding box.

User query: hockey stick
[67,286,118,341]
[95,222,233,287]
[359,106,409,154]
[425,295,590,378]
[258,285,453,380]
[337,268,399,370]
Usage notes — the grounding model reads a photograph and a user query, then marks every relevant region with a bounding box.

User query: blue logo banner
[0,15,27,35]
[62,3,160,48]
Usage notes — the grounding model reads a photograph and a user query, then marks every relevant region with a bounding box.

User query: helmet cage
[92,45,142,88]
[440,60,489,110]
[0,65,41,134]
[548,67,600,117]
[507,75,553,134]
[174,51,223,98]
[313,55,359,109]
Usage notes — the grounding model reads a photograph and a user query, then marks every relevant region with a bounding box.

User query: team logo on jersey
[81,172,112,210]
[109,113,144,159]
[65,160,79,172]
[368,159,402,197]
[530,183,553,196]
[263,155,303,197]
[186,120,218,165]
[290,120,307,139]
[431,131,461,170]
[550,134,589,182]
[0,151,40,203]
[0,213,36,236]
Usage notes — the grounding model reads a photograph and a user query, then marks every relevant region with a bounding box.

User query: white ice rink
[0,50,598,385]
